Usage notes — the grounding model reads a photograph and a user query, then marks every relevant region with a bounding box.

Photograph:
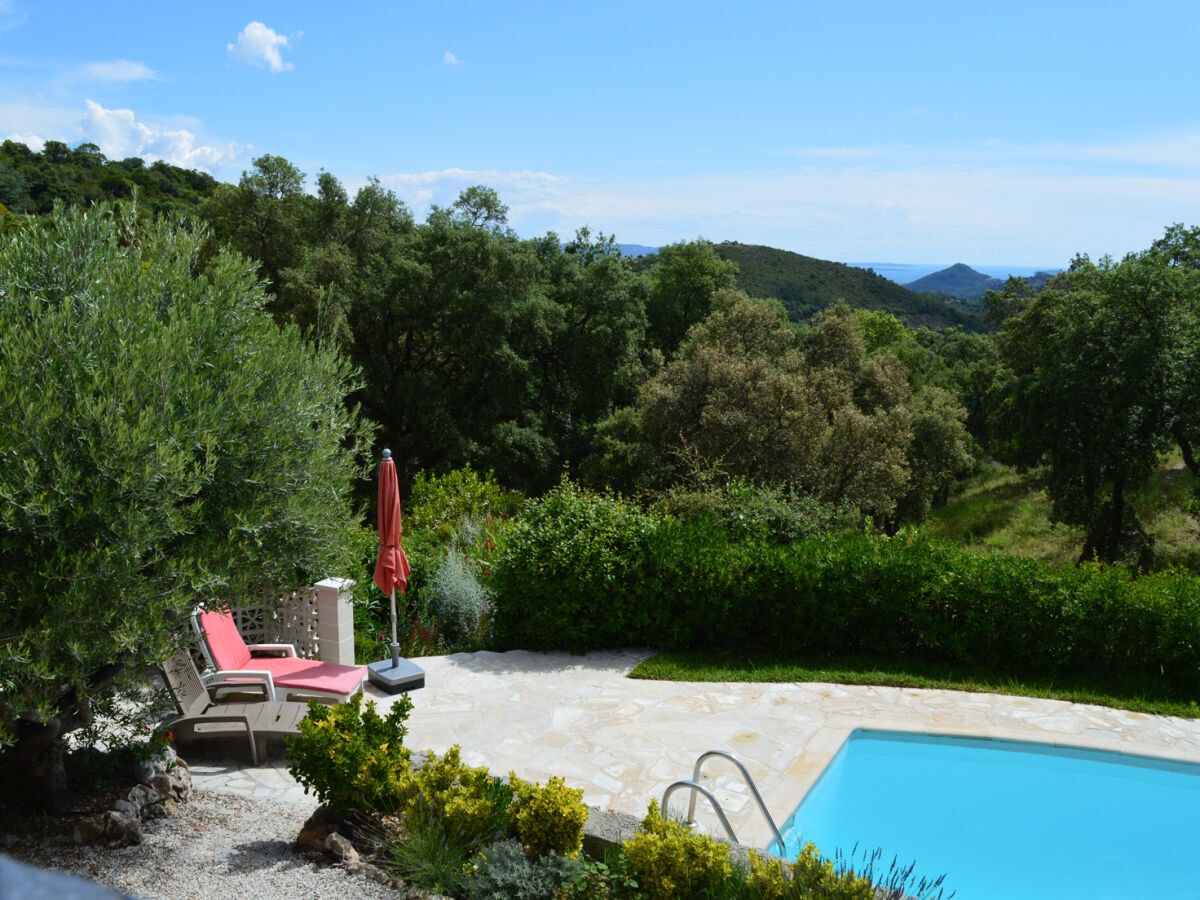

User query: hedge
[487,486,1200,695]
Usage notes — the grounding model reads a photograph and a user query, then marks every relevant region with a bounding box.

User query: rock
[73,810,143,847]
[324,831,359,866]
[149,769,190,803]
[296,804,341,849]
[582,806,642,858]
[127,784,160,817]
[54,742,193,850]
[112,799,139,819]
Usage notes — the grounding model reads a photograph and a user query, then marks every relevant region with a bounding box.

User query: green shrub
[357,746,516,896]
[640,516,759,650]
[397,745,513,848]
[489,478,660,650]
[509,774,588,860]
[408,465,522,539]
[376,812,473,896]
[560,848,643,899]
[831,846,952,899]
[465,838,584,900]
[353,524,448,662]
[484,476,1200,696]
[654,478,855,544]
[284,693,414,815]
[622,800,732,900]
[492,490,1200,695]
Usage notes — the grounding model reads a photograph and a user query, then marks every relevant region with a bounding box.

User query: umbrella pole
[389,588,400,669]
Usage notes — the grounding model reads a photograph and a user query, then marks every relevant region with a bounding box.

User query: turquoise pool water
[771,730,1200,899]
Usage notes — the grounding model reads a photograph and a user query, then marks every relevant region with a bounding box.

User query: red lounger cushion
[248,656,366,697]
[199,608,365,697]
[199,609,254,670]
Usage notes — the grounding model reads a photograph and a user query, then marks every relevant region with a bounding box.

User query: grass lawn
[928,457,1200,573]
[631,650,1200,720]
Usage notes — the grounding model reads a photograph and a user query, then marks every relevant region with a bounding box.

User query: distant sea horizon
[847,261,1060,285]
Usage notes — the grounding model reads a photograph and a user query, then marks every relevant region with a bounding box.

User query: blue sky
[3,1,1198,268]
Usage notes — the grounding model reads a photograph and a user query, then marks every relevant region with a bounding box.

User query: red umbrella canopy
[374,451,411,596]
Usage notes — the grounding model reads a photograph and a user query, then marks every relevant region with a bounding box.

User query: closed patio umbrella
[367,448,423,693]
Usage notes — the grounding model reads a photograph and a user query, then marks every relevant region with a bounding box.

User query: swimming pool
[771,729,1200,899]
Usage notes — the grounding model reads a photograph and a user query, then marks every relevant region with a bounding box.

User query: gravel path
[1,791,402,899]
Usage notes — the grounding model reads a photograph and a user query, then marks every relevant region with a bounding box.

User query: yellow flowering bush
[284,692,414,814]
[621,799,732,900]
[509,773,588,859]
[747,844,875,899]
[396,745,514,847]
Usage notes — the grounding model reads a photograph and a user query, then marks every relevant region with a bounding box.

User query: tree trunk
[1078,482,1127,567]
[11,721,73,814]
[5,666,123,815]
[1105,477,1126,565]
[1178,430,1200,477]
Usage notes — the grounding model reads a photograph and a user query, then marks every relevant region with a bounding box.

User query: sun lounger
[192,606,367,704]
[158,649,310,765]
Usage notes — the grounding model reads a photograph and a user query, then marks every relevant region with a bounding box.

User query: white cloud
[2,100,246,174]
[379,168,568,219]
[72,59,158,83]
[1065,134,1200,170]
[83,99,245,171]
[375,144,1200,267]
[227,21,296,73]
[5,131,43,151]
[443,51,460,66]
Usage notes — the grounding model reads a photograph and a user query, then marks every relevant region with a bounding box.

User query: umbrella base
[367,657,426,694]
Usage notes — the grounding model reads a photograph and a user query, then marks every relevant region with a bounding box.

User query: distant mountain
[713,242,988,332]
[618,243,659,258]
[908,263,1058,302]
[908,264,1002,301]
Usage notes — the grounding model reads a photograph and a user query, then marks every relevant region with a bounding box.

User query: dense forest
[3,140,1199,571]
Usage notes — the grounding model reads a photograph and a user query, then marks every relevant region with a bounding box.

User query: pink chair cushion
[199,609,253,670]
[199,607,365,698]
[250,657,367,698]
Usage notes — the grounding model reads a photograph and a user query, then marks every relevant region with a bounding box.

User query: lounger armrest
[204,670,279,702]
[246,642,297,658]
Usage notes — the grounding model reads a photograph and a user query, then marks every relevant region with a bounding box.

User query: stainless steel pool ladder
[661,750,786,851]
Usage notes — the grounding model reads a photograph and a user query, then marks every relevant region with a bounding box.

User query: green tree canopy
[1146,224,1200,477]
[0,203,373,810]
[605,293,932,522]
[642,239,738,356]
[997,232,1200,564]
[202,153,315,315]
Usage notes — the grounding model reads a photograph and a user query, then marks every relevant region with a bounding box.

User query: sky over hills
[3,1,1198,269]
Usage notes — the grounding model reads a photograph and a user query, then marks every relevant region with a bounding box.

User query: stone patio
[184,648,1200,851]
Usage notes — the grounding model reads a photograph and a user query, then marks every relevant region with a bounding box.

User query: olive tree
[0,203,373,810]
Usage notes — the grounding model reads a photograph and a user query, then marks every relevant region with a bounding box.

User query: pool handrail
[662,749,786,852]
[662,779,739,842]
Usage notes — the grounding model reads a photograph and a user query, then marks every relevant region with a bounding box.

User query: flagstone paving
[185,649,1200,850]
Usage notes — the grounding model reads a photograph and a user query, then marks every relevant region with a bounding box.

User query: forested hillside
[710,241,989,331]
[2,140,1198,572]
[0,139,216,217]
